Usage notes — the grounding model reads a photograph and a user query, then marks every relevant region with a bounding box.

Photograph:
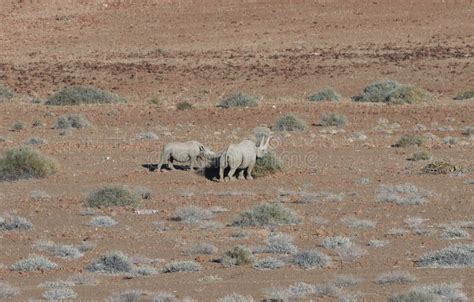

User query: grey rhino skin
[157,141,216,171]
[219,136,270,181]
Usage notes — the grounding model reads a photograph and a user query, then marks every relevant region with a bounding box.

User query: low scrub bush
[407,151,431,161]
[0,214,32,231]
[88,251,134,274]
[172,206,213,224]
[0,146,58,181]
[85,185,140,208]
[217,294,255,302]
[307,88,341,102]
[376,271,417,284]
[217,92,259,108]
[321,236,351,249]
[0,84,15,101]
[377,184,430,205]
[340,217,376,228]
[319,112,347,127]
[417,244,474,267]
[34,240,83,259]
[353,80,431,104]
[54,114,91,129]
[10,255,58,272]
[222,245,254,266]
[89,216,117,227]
[292,250,331,269]
[0,282,19,298]
[274,114,307,131]
[393,135,423,147]
[253,257,284,270]
[232,203,301,227]
[442,226,470,240]
[43,287,77,300]
[163,260,202,273]
[454,90,474,100]
[461,126,474,137]
[137,132,158,140]
[12,121,25,131]
[45,85,126,105]
[176,101,193,110]
[262,232,298,255]
[25,137,48,145]
[389,283,467,302]
[252,151,282,178]
[184,242,218,255]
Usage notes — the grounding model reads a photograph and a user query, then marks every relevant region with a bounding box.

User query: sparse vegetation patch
[88,251,134,274]
[85,185,140,208]
[54,114,91,129]
[0,282,19,299]
[308,88,341,102]
[222,245,254,266]
[0,214,32,231]
[176,101,193,110]
[0,146,58,181]
[377,184,431,205]
[293,250,331,269]
[232,203,301,227]
[393,135,423,147]
[389,283,467,302]
[45,85,126,105]
[217,92,259,108]
[376,271,416,284]
[408,151,431,161]
[163,260,202,273]
[0,84,15,101]
[10,255,58,272]
[319,113,347,127]
[353,80,431,104]
[274,114,307,131]
[252,151,283,178]
[417,244,474,267]
[454,90,474,100]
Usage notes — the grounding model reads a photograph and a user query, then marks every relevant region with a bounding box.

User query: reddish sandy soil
[0,0,473,301]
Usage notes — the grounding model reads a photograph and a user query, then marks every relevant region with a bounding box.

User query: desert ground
[0,0,473,301]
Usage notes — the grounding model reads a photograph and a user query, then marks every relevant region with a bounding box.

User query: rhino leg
[227,167,237,181]
[246,163,255,180]
[189,157,196,170]
[157,150,169,171]
[238,170,245,180]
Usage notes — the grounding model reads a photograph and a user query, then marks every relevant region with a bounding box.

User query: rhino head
[198,145,217,160]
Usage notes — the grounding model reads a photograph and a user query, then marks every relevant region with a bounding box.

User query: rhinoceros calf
[219,137,270,181]
[157,141,215,171]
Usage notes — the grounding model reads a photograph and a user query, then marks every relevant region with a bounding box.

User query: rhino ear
[199,145,205,152]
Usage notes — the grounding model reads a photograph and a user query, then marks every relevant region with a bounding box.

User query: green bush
[45,86,126,105]
[0,146,58,181]
[12,121,25,131]
[252,151,283,178]
[54,115,91,129]
[222,245,254,266]
[274,114,307,131]
[319,113,347,127]
[393,135,423,147]
[85,185,140,208]
[353,80,432,104]
[0,84,15,101]
[454,90,474,100]
[386,85,432,104]
[353,80,400,103]
[307,88,341,102]
[232,203,301,227]
[217,92,259,108]
[88,251,134,274]
[176,101,193,110]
